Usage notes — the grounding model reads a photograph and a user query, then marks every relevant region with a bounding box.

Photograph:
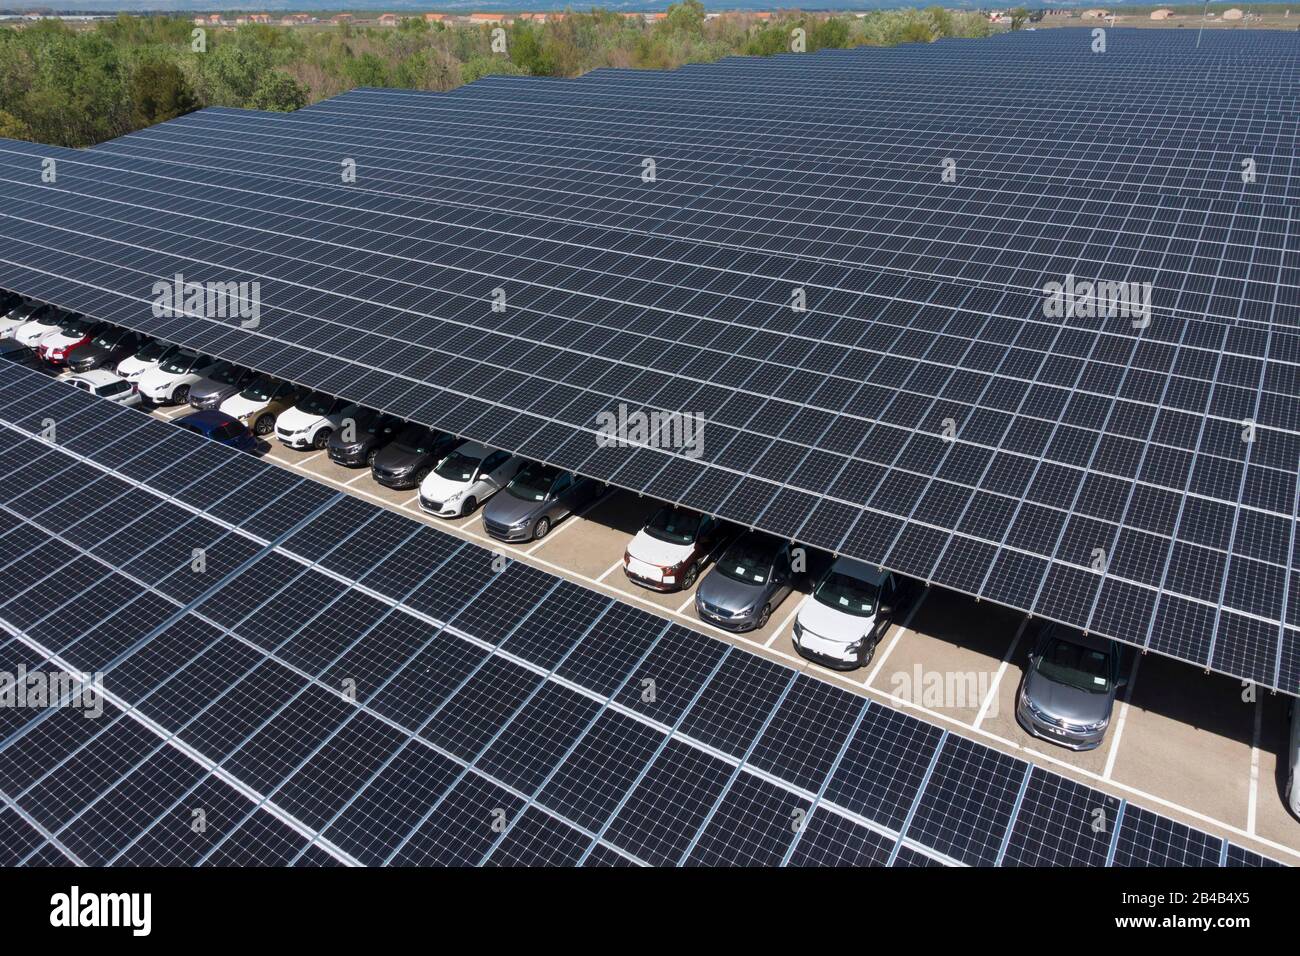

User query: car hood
[796,598,874,645]
[220,395,266,419]
[484,492,542,526]
[373,446,425,472]
[1022,668,1113,725]
[139,367,184,387]
[190,379,239,402]
[69,344,109,362]
[39,332,83,351]
[419,472,471,500]
[117,357,158,379]
[627,529,693,568]
[277,408,325,431]
[16,322,58,343]
[697,570,766,612]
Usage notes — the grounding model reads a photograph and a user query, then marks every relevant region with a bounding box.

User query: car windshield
[90,333,117,349]
[715,536,775,585]
[209,362,242,384]
[134,340,167,361]
[241,378,276,402]
[1036,637,1112,694]
[435,450,481,482]
[394,424,440,454]
[644,507,702,545]
[298,393,335,416]
[59,319,91,335]
[813,571,878,618]
[507,463,557,502]
[159,352,197,374]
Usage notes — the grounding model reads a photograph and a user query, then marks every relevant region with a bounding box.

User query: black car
[67,327,145,373]
[371,424,463,489]
[327,407,402,467]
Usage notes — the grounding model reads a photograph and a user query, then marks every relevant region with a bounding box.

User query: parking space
[9,350,1299,863]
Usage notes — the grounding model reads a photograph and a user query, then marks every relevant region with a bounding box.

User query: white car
[792,558,901,670]
[13,308,70,349]
[116,340,177,384]
[0,300,40,339]
[137,349,215,404]
[65,369,142,406]
[275,394,354,450]
[418,443,521,517]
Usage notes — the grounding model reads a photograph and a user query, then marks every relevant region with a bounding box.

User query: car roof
[1038,623,1114,654]
[68,369,122,385]
[827,556,888,587]
[179,410,241,429]
[450,441,492,459]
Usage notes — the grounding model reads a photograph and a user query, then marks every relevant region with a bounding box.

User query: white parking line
[292,451,326,469]
[1247,697,1263,835]
[863,589,931,688]
[675,590,697,613]
[973,617,1030,730]
[344,469,373,487]
[764,598,804,648]
[1102,653,1143,781]
[595,560,624,584]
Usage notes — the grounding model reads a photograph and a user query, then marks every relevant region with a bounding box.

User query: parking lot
[116,389,1300,864]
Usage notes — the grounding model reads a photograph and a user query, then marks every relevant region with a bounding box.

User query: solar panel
[0,29,1296,691]
[0,345,1280,867]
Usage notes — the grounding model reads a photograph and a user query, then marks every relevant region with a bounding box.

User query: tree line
[0,4,996,147]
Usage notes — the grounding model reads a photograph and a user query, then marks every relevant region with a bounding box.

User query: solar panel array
[0,28,1298,694]
[0,361,1281,866]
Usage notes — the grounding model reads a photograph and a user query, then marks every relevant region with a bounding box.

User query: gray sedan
[694,532,795,632]
[482,463,604,542]
[1016,626,1125,751]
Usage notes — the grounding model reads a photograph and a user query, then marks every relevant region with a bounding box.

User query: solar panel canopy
[0,361,1281,867]
[0,27,1298,694]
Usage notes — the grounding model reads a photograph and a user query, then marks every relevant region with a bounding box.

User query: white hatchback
[0,301,39,339]
[65,369,142,406]
[275,394,354,450]
[137,350,215,404]
[418,443,521,517]
[792,558,899,670]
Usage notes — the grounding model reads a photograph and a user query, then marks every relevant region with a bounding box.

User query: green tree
[131,56,198,126]
[1010,8,1030,31]
[249,71,308,111]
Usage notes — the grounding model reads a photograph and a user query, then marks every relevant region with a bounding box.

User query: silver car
[694,532,795,632]
[482,463,603,542]
[189,361,257,410]
[1016,626,1126,751]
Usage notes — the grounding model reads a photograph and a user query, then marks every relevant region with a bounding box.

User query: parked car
[695,532,796,632]
[1286,698,1299,821]
[0,299,40,339]
[67,327,144,374]
[482,463,604,542]
[219,375,301,436]
[36,318,104,367]
[1015,625,1125,751]
[418,443,521,517]
[174,410,257,452]
[327,407,403,467]
[65,369,142,407]
[0,338,37,367]
[792,558,900,669]
[623,506,729,592]
[188,360,257,411]
[371,424,463,490]
[0,291,23,317]
[137,349,215,405]
[13,306,71,349]
[275,393,353,450]
[117,340,177,384]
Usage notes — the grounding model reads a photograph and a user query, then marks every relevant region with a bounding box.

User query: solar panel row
[0,29,1296,690]
[0,360,1279,866]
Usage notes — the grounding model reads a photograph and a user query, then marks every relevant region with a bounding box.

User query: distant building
[469,12,511,24]
[1222,7,1244,18]
[424,12,447,22]
[248,13,270,23]
[1080,9,1108,18]
[1150,8,1173,18]
[378,13,399,25]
